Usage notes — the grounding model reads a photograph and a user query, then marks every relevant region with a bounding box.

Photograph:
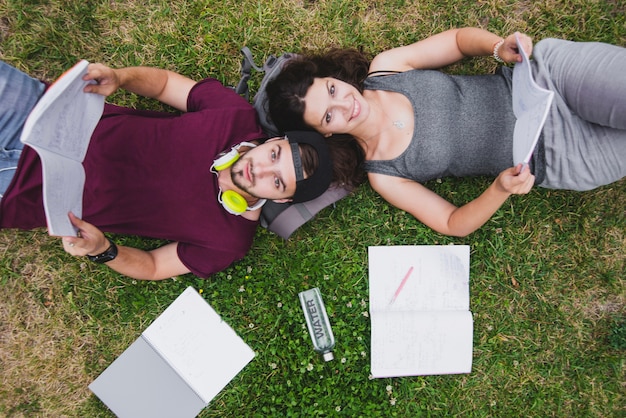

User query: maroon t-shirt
[0,78,265,277]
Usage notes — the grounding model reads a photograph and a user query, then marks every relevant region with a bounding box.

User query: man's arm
[83,63,196,111]
[62,213,191,280]
[93,242,190,281]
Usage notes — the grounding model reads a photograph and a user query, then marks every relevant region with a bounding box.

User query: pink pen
[389,266,414,305]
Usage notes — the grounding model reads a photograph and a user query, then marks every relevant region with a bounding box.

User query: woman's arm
[369,166,535,237]
[369,27,531,73]
[83,63,196,112]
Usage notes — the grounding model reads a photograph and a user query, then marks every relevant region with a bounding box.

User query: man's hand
[82,64,195,111]
[61,213,190,280]
[495,164,535,195]
[82,63,121,97]
[61,212,110,256]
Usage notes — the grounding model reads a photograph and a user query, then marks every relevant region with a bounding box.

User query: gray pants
[531,39,626,191]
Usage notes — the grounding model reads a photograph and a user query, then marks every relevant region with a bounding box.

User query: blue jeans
[0,61,45,197]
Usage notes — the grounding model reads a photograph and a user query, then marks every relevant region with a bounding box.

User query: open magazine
[512,32,555,166]
[19,60,104,236]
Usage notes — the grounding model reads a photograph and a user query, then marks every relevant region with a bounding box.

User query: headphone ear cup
[212,148,240,171]
[220,190,248,215]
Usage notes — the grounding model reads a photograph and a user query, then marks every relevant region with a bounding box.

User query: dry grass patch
[0,231,96,417]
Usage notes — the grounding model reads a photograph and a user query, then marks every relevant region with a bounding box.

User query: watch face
[94,252,116,263]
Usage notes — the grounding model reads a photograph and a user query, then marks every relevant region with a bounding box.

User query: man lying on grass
[0,60,334,280]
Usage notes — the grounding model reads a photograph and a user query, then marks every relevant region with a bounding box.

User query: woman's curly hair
[265,48,370,187]
[266,48,370,133]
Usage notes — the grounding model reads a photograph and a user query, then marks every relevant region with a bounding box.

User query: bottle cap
[323,351,334,362]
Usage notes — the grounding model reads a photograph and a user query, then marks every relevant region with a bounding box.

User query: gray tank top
[362,68,538,182]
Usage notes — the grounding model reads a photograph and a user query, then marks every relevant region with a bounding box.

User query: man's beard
[230,158,262,199]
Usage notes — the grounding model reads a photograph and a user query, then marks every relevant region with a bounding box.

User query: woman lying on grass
[266,27,625,237]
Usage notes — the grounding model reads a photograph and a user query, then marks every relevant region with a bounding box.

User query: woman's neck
[352,89,413,161]
[351,90,386,147]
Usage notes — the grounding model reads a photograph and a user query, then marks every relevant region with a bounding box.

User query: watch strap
[87,238,118,264]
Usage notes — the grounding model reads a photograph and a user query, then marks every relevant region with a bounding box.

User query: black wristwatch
[87,238,118,264]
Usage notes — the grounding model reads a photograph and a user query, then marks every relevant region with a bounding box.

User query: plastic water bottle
[298,287,335,361]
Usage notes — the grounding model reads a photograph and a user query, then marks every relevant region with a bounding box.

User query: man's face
[230,139,298,201]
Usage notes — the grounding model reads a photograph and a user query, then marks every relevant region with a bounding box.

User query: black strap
[366,70,402,77]
[235,47,264,99]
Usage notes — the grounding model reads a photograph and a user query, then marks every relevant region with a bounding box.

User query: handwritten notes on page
[512,32,555,166]
[20,60,104,236]
[368,245,473,377]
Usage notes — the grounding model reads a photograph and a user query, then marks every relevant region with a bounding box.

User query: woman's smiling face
[303,77,367,136]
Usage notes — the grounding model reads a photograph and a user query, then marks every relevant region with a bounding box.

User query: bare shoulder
[368,171,402,190]
[369,47,415,74]
[368,173,432,202]
[369,172,421,189]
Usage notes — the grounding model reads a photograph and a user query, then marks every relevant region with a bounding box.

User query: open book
[368,245,473,377]
[512,32,555,167]
[19,60,104,236]
[89,287,255,418]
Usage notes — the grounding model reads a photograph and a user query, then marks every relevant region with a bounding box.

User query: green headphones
[211,142,266,215]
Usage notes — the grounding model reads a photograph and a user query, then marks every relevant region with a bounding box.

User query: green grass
[1,0,624,416]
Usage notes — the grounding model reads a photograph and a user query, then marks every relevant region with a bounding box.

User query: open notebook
[368,245,473,377]
[89,287,255,417]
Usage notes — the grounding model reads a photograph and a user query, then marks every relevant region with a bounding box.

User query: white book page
[512,32,555,165]
[368,245,470,312]
[21,60,104,161]
[142,287,255,404]
[36,148,85,236]
[370,310,473,377]
[19,60,104,236]
[368,245,472,377]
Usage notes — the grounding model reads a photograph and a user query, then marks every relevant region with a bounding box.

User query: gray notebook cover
[89,287,255,418]
[89,337,206,418]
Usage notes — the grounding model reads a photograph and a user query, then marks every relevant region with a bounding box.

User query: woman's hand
[495,164,535,195]
[61,212,110,257]
[498,32,533,63]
